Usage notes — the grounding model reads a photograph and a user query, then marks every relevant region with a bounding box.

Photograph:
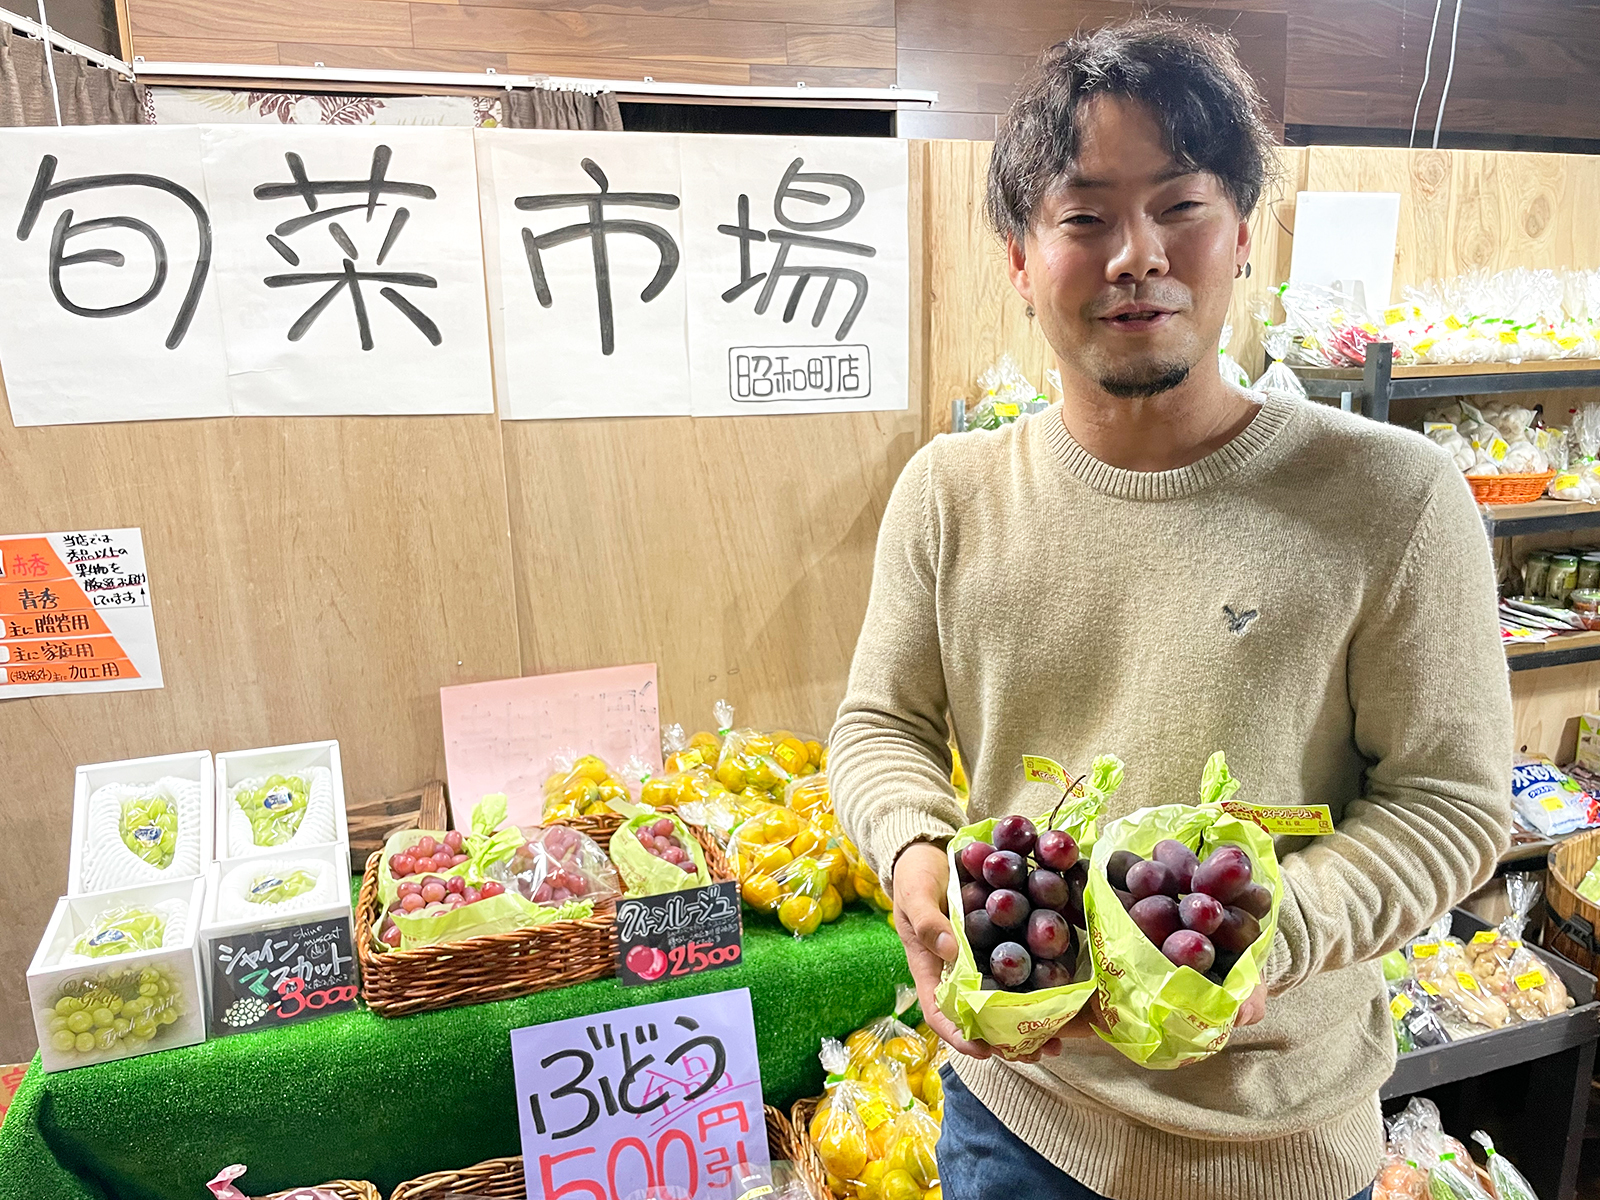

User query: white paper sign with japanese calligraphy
[203,125,495,417]
[479,131,691,420]
[510,988,770,1200]
[0,127,230,425]
[681,134,909,417]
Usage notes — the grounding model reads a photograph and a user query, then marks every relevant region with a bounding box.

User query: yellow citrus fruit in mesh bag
[889,1134,938,1189]
[880,1167,921,1200]
[751,843,793,876]
[921,1067,943,1108]
[857,1160,887,1200]
[785,856,830,899]
[815,1118,869,1181]
[688,730,721,759]
[845,1028,879,1067]
[884,1035,929,1070]
[741,873,783,913]
[640,776,675,807]
[572,755,611,783]
[790,825,826,858]
[715,760,746,792]
[778,894,823,936]
[924,1186,942,1200]
[819,884,844,923]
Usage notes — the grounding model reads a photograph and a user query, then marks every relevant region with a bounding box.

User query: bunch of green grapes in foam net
[247,869,317,905]
[238,774,309,847]
[72,908,166,959]
[42,965,183,1056]
[119,793,179,869]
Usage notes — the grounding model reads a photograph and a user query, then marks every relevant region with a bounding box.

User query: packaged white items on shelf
[69,751,214,895]
[215,740,347,860]
[28,876,207,1073]
[200,841,356,1035]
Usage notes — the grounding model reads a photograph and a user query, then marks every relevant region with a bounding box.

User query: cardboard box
[1577,713,1600,775]
[214,740,348,862]
[28,876,207,1073]
[68,751,214,896]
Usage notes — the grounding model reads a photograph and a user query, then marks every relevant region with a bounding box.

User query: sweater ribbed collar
[1040,390,1295,501]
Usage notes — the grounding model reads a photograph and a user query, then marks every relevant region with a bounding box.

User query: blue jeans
[935,1066,1375,1200]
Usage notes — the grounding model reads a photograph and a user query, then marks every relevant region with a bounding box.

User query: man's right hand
[892,840,1078,1063]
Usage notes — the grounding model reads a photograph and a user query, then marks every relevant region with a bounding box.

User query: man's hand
[1234,983,1267,1028]
[892,841,1095,1062]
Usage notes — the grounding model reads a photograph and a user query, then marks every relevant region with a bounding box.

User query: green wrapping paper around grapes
[934,755,1122,1058]
[1084,752,1282,1069]
[610,809,710,896]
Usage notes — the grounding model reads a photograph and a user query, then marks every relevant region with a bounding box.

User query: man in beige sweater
[830,17,1511,1200]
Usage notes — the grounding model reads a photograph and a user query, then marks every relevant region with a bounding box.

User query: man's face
[1008,94,1250,399]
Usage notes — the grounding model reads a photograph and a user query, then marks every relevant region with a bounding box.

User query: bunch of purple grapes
[1108,840,1271,984]
[957,814,1087,992]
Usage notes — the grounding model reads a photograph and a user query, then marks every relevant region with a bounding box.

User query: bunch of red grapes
[376,875,505,947]
[957,814,1087,992]
[389,831,468,879]
[1107,840,1271,984]
[636,817,699,874]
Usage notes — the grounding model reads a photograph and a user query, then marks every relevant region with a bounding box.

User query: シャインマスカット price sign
[511,988,770,1200]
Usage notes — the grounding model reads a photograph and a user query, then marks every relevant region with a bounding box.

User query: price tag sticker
[1411,943,1439,959]
[1390,993,1414,1019]
[1499,330,1521,345]
[1471,930,1498,945]
[1542,795,1567,812]
[993,401,1020,418]
[1219,800,1335,837]
[511,988,771,1200]
[1516,969,1547,991]
[857,1097,892,1130]
[1446,315,1467,331]
[1419,980,1440,996]
[615,880,743,987]
[1455,971,1480,993]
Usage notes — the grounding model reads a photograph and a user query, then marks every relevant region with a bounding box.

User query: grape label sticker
[207,915,358,1036]
[615,880,743,987]
[0,528,163,699]
[511,988,769,1200]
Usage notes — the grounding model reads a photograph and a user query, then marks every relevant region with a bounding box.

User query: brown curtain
[0,20,145,126]
[504,87,622,131]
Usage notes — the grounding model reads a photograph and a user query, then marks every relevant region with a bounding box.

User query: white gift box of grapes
[214,740,348,862]
[68,750,215,896]
[28,876,207,1073]
[199,841,356,1031]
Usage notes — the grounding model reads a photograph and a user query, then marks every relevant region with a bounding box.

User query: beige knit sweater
[830,393,1512,1200]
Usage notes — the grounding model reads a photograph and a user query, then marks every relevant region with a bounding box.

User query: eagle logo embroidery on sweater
[1223,604,1259,635]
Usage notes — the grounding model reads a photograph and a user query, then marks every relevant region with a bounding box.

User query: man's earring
[1025,305,1035,319]
[1237,263,1251,279]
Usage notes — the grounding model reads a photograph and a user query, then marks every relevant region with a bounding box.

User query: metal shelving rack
[1293,342,1600,671]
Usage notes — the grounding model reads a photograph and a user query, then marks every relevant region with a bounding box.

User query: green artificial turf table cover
[0,909,909,1200]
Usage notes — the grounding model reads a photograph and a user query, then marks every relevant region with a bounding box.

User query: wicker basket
[262,1182,382,1200]
[356,816,727,1018]
[1467,470,1557,504]
[1545,828,1600,973]
[388,1106,796,1200]
[788,1096,834,1200]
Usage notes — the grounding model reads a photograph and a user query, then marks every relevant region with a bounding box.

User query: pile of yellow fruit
[728,801,850,937]
[542,755,632,821]
[808,999,947,1200]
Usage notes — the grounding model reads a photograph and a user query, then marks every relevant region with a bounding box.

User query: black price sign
[615,880,743,986]
[207,915,359,1036]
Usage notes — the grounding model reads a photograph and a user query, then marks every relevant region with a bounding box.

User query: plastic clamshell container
[214,740,348,862]
[28,875,207,1073]
[68,750,214,896]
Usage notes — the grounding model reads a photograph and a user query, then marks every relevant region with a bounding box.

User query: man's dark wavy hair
[986,17,1278,242]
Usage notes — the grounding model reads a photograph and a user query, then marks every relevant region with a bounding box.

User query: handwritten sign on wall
[439,663,662,829]
[0,528,163,699]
